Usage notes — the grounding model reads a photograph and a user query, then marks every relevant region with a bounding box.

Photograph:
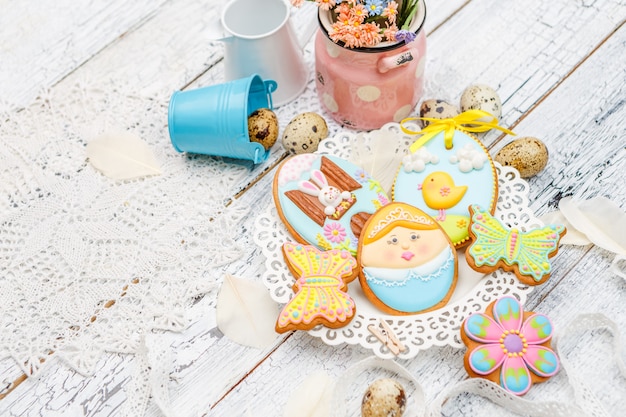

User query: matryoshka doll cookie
[393,130,498,248]
[357,203,458,315]
[273,154,389,255]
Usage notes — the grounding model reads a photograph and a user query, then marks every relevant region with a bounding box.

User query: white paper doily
[254,123,538,358]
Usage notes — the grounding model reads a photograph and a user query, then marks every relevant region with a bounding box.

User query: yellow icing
[421,172,468,210]
[276,243,356,332]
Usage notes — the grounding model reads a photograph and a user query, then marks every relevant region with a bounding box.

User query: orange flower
[315,0,336,11]
[324,0,412,47]
[336,2,351,15]
[298,0,421,47]
[382,1,399,24]
[383,22,398,42]
[329,22,353,46]
[360,22,382,46]
[350,4,369,23]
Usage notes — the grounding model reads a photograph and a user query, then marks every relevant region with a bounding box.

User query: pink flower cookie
[460,296,559,395]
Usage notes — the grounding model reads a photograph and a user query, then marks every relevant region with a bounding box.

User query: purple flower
[354,168,371,183]
[395,29,416,44]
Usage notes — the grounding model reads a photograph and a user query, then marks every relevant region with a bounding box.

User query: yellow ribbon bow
[400,109,516,153]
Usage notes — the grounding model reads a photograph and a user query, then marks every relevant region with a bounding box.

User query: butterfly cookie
[276,242,358,333]
[465,205,566,286]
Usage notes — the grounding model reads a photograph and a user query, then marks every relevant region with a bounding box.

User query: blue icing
[471,348,498,373]
[501,366,531,394]
[533,349,558,375]
[362,247,455,313]
[275,154,388,254]
[494,296,521,325]
[393,131,496,245]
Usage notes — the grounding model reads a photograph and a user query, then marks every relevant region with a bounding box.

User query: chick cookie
[393,130,498,249]
[357,203,458,315]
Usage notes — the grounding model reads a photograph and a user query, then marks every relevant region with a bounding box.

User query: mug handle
[377,47,419,74]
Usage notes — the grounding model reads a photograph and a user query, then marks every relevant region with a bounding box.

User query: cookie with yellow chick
[392,129,498,248]
[418,171,468,221]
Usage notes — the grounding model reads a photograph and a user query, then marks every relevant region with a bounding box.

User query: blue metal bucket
[168,74,277,164]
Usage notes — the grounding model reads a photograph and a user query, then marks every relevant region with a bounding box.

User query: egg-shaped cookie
[358,203,458,315]
[274,154,389,255]
[392,130,498,248]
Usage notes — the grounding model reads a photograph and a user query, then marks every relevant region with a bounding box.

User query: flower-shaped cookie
[460,296,559,395]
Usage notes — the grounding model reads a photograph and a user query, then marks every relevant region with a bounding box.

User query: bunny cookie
[273,154,390,255]
[298,169,352,215]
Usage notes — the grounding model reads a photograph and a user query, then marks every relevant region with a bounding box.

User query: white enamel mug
[221,0,314,106]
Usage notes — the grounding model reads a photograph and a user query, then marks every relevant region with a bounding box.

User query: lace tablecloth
[0,83,250,413]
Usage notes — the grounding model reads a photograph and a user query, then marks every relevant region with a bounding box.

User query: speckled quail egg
[460,84,502,121]
[419,99,460,127]
[494,136,549,178]
[282,112,329,154]
[247,108,279,151]
[361,378,406,417]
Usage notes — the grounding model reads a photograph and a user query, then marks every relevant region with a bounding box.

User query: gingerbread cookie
[276,242,357,333]
[393,130,498,248]
[465,204,566,286]
[357,203,458,315]
[273,154,389,255]
[461,296,559,395]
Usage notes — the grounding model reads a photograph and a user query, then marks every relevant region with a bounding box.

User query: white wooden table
[1,0,625,416]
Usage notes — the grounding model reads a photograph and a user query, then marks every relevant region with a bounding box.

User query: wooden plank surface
[0,0,624,416]
[0,0,169,110]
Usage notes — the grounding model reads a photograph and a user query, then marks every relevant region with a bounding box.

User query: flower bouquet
[292,0,421,48]
[310,0,427,129]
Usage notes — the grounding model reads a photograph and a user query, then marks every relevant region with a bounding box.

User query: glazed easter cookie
[276,242,357,333]
[461,296,559,395]
[273,154,389,255]
[465,204,566,286]
[357,203,458,315]
[392,130,498,248]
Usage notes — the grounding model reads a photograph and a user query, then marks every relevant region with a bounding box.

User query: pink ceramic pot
[314,4,427,130]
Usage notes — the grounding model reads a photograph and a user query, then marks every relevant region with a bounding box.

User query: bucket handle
[264,80,278,109]
[377,46,419,74]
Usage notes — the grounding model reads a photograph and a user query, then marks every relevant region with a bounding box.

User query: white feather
[216,274,279,349]
[537,210,590,246]
[347,126,415,196]
[559,196,626,255]
[284,371,335,417]
[86,131,161,180]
